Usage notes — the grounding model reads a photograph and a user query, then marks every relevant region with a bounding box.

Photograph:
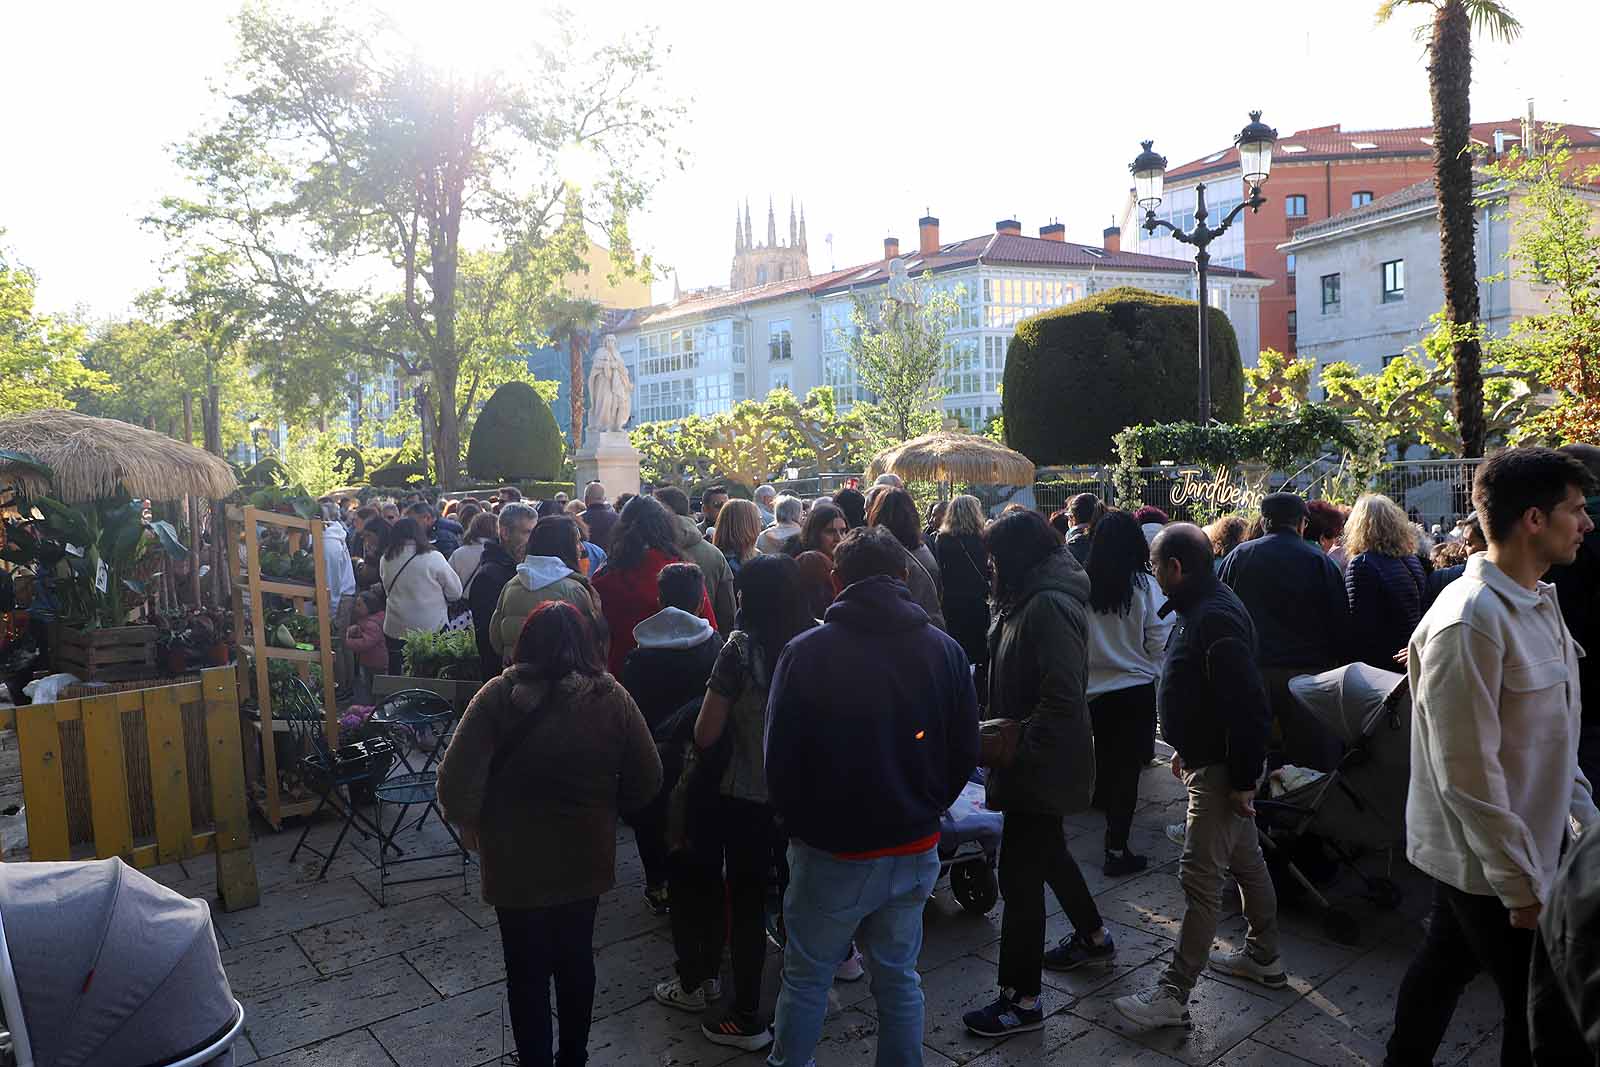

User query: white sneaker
[834,947,865,982]
[1208,947,1287,989]
[1165,822,1187,846]
[705,976,723,1002]
[654,976,710,1012]
[1113,985,1191,1029]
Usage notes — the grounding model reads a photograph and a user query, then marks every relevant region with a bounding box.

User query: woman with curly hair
[1343,493,1424,669]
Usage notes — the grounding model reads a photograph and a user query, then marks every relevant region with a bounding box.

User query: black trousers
[497,897,599,1067]
[1090,684,1156,853]
[668,795,773,1014]
[1385,878,1533,1067]
[997,810,1104,998]
[385,635,406,676]
[623,785,672,890]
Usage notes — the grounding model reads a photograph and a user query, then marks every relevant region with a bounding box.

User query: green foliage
[467,381,566,481]
[631,386,869,488]
[333,446,366,485]
[401,628,480,680]
[0,236,108,414]
[1319,313,1542,456]
[1243,349,1315,420]
[153,5,682,486]
[1112,405,1373,504]
[1003,286,1245,463]
[842,272,960,448]
[1483,133,1600,442]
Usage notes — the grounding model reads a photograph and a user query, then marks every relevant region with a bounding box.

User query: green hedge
[466,381,566,481]
[1002,286,1244,464]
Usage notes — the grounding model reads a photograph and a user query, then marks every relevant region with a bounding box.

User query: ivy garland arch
[1111,404,1377,504]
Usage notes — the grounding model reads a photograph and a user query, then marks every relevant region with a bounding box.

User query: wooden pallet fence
[1,666,259,911]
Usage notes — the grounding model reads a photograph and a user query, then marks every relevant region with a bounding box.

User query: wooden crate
[56,624,158,682]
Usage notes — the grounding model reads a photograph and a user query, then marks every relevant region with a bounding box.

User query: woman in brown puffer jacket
[439,600,661,1067]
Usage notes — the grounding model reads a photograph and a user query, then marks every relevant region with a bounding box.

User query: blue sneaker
[1043,929,1117,971]
[963,993,1044,1037]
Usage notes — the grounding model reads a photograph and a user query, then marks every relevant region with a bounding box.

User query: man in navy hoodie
[764,525,979,1067]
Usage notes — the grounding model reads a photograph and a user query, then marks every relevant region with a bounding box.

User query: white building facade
[614,218,1269,431]
[1279,173,1600,382]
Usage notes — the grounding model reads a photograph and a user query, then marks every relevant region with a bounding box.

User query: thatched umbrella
[867,431,1036,487]
[0,409,238,503]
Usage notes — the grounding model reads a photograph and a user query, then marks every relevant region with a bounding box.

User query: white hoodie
[1086,572,1172,698]
[632,606,716,650]
[517,556,575,590]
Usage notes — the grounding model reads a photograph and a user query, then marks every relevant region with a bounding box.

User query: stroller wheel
[950,860,999,915]
[1368,877,1403,911]
[1322,908,1361,946]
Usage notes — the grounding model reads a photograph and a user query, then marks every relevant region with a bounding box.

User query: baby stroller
[1254,663,1412,945]
[765,771,1005,946]
[0,857,245,1067]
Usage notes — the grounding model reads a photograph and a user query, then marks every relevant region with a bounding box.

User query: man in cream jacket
[1387,447,1600,1067]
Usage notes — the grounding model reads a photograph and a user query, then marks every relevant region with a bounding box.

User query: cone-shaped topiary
[467,380,566,481]
[1001,286,1244,464]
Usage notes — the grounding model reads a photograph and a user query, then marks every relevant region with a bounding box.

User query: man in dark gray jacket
[1116,523,1282,1031]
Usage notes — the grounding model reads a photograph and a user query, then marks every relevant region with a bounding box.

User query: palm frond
[1374,0,1436,26]
[1465,0,1522,42]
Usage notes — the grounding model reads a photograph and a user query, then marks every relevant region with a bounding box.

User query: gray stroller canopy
[0,858,240,1067]
[1289,662,1407,748]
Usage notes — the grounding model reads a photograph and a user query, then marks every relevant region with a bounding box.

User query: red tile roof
[1164,119,1600,181]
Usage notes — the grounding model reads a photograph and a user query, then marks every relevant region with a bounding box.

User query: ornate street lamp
[1131,111,1277,423]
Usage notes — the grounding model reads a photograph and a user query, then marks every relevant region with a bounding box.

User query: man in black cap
[1218,491,1349,769]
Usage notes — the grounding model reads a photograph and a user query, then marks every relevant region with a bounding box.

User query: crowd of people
[324,448,1600,1067]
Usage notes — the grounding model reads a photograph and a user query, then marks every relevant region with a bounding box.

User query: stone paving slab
[242,953,439,1058]
[584,999,746,1067]
[404,921,507,997]
[221,934,321,999]
[369,980,513,1067]
[1073,962,1291,1066]
[293,893,480,974]
[253,1029,398,1067]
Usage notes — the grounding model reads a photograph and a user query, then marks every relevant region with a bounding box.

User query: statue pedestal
[575,431,641,499]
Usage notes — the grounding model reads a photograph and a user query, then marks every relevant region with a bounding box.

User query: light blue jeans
[767,841,940,1067]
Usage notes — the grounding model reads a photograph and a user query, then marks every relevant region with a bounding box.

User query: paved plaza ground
[147,748,1508,1067]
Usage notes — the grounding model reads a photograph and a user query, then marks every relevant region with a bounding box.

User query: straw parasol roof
[867,431,1036,486]
[0,409,239,503]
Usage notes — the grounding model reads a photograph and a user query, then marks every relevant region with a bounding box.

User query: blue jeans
[768,842,940,1067]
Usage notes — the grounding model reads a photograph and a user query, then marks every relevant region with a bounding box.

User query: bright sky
[6,0,1598,318]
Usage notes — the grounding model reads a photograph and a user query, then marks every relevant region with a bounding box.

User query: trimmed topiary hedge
[466,381,566,481]
[1002,286,1245,464]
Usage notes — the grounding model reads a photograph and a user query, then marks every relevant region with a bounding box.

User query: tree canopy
[842,271,960,447]
[0,238,106,414]
[151,3,681,486]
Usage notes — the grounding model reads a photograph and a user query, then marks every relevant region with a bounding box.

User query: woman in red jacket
[592,495,714,675]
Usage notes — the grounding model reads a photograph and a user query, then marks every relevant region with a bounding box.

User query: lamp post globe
[1130,140,1168,211]
[1234,111,1279,188]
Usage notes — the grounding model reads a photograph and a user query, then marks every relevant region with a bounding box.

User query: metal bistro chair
[369,688,471,905]
[281,676,400,878]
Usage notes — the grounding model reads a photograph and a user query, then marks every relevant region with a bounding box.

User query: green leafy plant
[400,628,480,680]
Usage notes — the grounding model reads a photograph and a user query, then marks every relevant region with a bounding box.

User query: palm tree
[1377,0,1520,457]
[543,296,604,450]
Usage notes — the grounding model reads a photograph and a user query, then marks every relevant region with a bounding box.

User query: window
[1285,254,1296,276]
[1352,191,1374,208]
[1286,310,1297,349]
[756,266,768,285]
[770,370,791,394]
[1321,273,1341,313]
[1382,259,1405,303]
[768,319,792,361]
[1285,195,1308,218]
[1382,354,1402,367]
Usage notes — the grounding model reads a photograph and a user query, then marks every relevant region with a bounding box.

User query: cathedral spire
[789,197,797,247]
[734,203,744,253]
[799,203,808,253]
[767,196,777,248]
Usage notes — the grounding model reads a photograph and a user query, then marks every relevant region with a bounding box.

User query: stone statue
[586,334,633,439]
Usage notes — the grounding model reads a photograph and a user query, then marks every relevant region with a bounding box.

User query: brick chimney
[1103,225,1121,253]
[918,215,940,255]
[995,219,1021,236]
[1039,222,1065,242]
[884,236,900,260]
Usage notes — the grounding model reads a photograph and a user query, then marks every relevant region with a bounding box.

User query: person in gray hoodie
[654,486,737,635]
[621,563,725,913]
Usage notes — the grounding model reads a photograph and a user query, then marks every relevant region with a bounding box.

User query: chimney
[1522,97,1538,156]
[1103,225,1121,253]
[884,236,900,260]
[1039,222,1066,242]
[918,214,940,255]
[995,219,1022,236]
